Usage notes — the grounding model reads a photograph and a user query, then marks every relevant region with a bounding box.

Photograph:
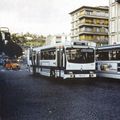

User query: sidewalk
[0,65,3,69]
[0,65,5,72]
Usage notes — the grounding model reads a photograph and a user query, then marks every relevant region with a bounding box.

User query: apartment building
[109,0,120,44]
[69,6,109,45]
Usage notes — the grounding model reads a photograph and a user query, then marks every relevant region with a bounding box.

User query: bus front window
[66,48,94,63]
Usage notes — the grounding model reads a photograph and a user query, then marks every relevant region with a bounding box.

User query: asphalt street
[0,67,120,120]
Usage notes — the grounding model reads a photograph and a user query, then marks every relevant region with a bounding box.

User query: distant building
[69,6,109,45]
[109,0,120,45]
[46,34,71,45]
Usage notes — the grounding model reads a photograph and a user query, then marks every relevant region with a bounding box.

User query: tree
[4,41,23,58]
[11,33,46,47]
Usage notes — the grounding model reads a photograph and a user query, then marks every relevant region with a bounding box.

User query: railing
[80,12,109,18]
[79,29,108,34]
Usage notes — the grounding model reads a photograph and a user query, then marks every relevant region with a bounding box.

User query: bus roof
[31,41,96,51]
[96,44,120,50]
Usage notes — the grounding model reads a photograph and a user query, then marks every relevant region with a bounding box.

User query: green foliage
[11,32,46,47]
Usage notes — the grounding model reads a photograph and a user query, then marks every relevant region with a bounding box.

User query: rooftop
[69,6,109,14]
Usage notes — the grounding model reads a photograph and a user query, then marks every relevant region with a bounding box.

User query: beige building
[109,0,120,44]
[69,6,109,45]
[46,34,71,45]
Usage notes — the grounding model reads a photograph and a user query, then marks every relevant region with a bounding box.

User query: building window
[111,5,116,18]
[118,5,120,17]
[111,20,116,32]
[119,19,120,31]
[85,10,93,15]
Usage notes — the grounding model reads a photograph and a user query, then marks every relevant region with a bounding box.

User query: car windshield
[66,48,94,63]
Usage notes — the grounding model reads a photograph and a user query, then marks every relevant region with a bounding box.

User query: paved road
[0,68,120,120]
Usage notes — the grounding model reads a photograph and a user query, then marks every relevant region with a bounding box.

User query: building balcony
[94,39,108,43]
[79,38,108,44]
[79,18,109,27]
[79,14,108,19]
[78,23,108,27]
[78,30,108,35]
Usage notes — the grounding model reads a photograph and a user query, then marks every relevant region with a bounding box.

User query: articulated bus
[27,41,96,79]
[96,44,120,79]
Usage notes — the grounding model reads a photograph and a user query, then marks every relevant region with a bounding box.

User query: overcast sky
[0,0,109,35]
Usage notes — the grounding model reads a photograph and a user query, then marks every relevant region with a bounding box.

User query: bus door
[57,47,65,77]
[36,52,40,66]
[32,51,36,65]
[32,51,36,74]
[62,48,66,69]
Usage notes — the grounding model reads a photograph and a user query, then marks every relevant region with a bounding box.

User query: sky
[0,0,109,35]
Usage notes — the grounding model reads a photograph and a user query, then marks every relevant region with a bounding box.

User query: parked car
[4,59,20,70]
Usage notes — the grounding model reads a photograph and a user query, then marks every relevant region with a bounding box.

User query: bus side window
[102,52,109,60]
[116,51,120,60]
[41,51,45,60]
[110,50,117,60]
[112,51,117,60]
[97,51,109,61]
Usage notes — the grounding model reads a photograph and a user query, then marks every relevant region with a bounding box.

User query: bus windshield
[66,48,94,63]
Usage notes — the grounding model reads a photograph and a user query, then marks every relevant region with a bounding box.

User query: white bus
[96,44,120,79]
[27,41,96,79]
